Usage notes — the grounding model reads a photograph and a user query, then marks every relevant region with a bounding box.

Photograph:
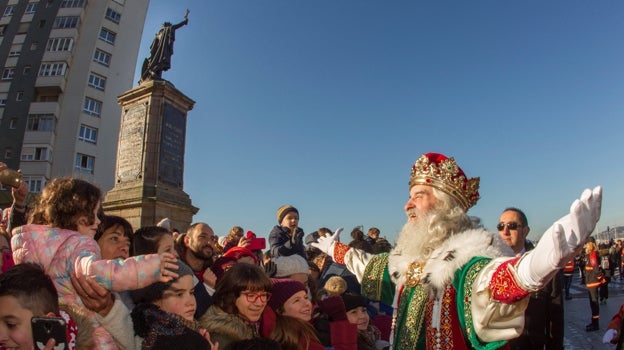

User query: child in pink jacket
[11,177,178,350]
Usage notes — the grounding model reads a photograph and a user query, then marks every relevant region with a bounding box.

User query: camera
[0,168,22,188]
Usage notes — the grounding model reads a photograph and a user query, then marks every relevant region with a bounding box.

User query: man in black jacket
[498,207,564,350]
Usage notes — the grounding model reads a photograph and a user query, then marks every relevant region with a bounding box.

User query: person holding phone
[0,263,79,350]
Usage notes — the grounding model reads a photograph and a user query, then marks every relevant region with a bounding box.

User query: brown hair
[269,314,319,350]
[29,177,102,231]
[213,263,272,315]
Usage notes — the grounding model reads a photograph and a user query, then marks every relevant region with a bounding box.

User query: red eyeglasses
[241,291,271,303]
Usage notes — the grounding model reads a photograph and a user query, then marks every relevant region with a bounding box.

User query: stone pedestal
[103,79,197,232]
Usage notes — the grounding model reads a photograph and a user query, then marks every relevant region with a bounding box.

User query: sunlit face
[280,212,299,232]
[76,202,101,237]
[97,224,130,260]
[185,224,215,260]
[497,210,529,255]
[157,234,178,258]
[281,290,312,322]
[346,306,370,331]
[404,185,437,223]
[234,290,269,322]
[154,275,196,321]
[0,295,35,350]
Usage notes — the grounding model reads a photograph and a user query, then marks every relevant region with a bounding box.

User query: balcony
[35,75,66,93]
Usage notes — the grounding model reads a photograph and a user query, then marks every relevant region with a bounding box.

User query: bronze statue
[140,10,189,83]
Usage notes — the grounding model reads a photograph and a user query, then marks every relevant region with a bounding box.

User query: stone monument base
[103,79,197,232]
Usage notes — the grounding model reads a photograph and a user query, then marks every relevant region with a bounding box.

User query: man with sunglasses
[498,208,565,350]
[313,152,602,350]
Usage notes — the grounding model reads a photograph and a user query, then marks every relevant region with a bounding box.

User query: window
[27,114,55,131]
[0,99,6,106]
[78,125,97,144]
[105,8,121,24]
[25,3,38,13]
[16,92,23,101]
[9,118,17,129]
[60,0,85,8]
[87,73,106,91]
[31,42,39,50]
[39,63,67,77]
[23,65,31,75]
[0,25,6,36]
[23,177,44,192]
[4,147,12,159]
[8,45,21,57]
[2,68,15,80]
[99,28,116,44]
[93,49,111,66]
[21,147,50,161]
[17,23,29,34]
[46,38,73,52]
[75,153,94,174]
[3,6,14,16]
[35,94,58,102]
[53,17,79,29]
[83,97,102,117]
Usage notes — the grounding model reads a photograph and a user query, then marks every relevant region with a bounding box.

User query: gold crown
[409,153,480,211]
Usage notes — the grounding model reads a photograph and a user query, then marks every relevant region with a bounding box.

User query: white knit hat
[274,255,309,277]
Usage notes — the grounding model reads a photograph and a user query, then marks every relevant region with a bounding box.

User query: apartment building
[0,0,149,198]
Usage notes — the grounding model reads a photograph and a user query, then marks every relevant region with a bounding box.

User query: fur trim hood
[197,305,255,342]
[388,228,514,291]
[59,303,95,350]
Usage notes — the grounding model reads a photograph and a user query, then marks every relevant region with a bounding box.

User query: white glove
[603,329,618,344]
[311,227,343,259]
[517,186,602,290]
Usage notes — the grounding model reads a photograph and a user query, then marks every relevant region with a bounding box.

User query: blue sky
[135,1,624,243]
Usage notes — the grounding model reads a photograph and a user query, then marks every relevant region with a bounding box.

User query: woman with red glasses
[199,262,272,348]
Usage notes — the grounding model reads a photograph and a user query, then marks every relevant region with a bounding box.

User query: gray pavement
[563,274,624,349]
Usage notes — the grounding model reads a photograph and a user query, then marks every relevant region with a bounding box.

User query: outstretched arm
[515,186,602,290]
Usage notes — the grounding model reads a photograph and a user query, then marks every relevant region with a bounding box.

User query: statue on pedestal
[140,10,189,83]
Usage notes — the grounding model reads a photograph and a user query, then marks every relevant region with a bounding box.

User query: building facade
[0,0,149,198]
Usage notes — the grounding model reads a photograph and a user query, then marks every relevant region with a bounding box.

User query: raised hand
[158,252,179,282]
[311,227,343,258]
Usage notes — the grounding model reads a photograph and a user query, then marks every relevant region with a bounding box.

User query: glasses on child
[241,291,271,303]
[497,222,523,231]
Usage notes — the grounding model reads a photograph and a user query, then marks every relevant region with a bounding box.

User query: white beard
[388,211,450,286]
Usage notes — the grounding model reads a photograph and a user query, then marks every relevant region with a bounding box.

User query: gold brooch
[405,261,425,287]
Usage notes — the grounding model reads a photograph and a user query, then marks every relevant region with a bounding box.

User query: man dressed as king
[313,152,602,350]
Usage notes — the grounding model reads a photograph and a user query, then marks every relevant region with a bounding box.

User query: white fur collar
[388,228,514,292]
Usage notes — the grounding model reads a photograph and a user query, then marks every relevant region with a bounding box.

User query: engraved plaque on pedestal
[117,103,146,182]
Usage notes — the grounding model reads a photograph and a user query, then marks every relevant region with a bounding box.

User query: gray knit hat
[130,260,194,304]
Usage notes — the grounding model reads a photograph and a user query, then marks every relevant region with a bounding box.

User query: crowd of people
[0,153,603,350]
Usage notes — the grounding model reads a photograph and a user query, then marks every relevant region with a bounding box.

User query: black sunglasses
[497,222,523,231]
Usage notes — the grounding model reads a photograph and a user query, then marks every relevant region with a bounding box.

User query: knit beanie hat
[277,205,299,223]
[324,275,348,296]
[274,255,309,278]
[342,293,366,312]
[268,278,307,311]
[130,260,194,304]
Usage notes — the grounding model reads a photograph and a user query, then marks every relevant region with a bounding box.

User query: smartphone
[0,168,22,188]
[31,317,68,350]
[248,237,266,251]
